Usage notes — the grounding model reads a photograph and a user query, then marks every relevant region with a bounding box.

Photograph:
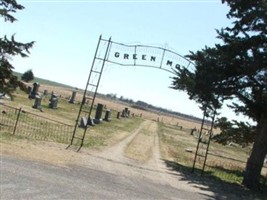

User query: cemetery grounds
[0,83,267,199]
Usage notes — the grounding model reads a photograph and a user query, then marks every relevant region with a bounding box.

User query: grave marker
[94,103,103,124]
[43,90,48,96]
[117,112,120,119]
[29,82,40,99]
[121,110,126,118]
[80,116,95,128]
[68,91,77,104]
[32,95,42,109]
[49,93,58,109]
[80,117,88,128]
[121,107,130,118]
[27,86,32,95]
[88,117,95,126]
[104,110,111,122]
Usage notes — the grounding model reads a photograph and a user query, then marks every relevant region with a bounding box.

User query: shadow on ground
[163,159,267,200]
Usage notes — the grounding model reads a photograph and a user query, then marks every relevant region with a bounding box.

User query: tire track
[96,119,168,174]
[96,120,150,165]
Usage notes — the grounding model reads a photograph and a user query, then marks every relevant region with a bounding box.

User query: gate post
[13,107,22,135]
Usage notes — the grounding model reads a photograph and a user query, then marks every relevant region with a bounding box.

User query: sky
[2,0,251,121]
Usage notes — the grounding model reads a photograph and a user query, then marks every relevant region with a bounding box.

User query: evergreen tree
[171,0,267,189]
[0,0,34,98]
[21,69,34,82]
[213,117,256,146]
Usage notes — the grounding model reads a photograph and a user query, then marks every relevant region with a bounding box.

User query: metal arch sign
[96,38,195,75]
[69,35,196,151]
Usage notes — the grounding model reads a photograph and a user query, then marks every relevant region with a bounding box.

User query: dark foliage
[0,0,34,98]
[21,69,34,82]
[213,117,256,146]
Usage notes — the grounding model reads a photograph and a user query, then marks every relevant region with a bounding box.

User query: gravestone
[50,91,55,99]
[27,86,32,95]
[32,95,42,109]
[43,90,48,96]
[104,110,111,122]
[117,112,120,119]
[121,110,126,118]
[68,91,77,104]
[79,116,95,128]
[125,107,130,117]
[88,117,95,126]
[80,117,88,128]
[29,82,40,99]
[49,93,58,109]
[94,103,103,124]
[190,128,197,135]
[121,107,130,118]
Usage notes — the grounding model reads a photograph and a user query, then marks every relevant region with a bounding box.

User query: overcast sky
[3,0,251,121]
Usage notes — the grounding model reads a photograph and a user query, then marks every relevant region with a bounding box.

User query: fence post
[265,171,267,186]
[13,107,22,135]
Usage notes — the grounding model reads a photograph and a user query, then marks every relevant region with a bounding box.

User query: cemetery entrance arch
[68,35,216,175]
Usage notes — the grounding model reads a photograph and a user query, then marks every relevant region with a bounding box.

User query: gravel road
[1,155,207,200]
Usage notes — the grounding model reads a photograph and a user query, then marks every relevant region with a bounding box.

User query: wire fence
[0,103,73,144]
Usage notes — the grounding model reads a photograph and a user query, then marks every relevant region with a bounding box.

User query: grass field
[1,81,267,194]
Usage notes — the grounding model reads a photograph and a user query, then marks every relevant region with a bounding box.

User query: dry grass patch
[159,123,197,165]
[124,121,157,162]
[78,117,144,151]
[158,122,267,185]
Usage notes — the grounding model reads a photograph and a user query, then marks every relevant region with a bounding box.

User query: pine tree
[171,0,267,189]
[0,0,34,98]
[21,69,34,82]
[213,117,256,146]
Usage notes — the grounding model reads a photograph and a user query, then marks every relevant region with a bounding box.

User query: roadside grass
[0,132,30,142]
[158,122,267,189]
